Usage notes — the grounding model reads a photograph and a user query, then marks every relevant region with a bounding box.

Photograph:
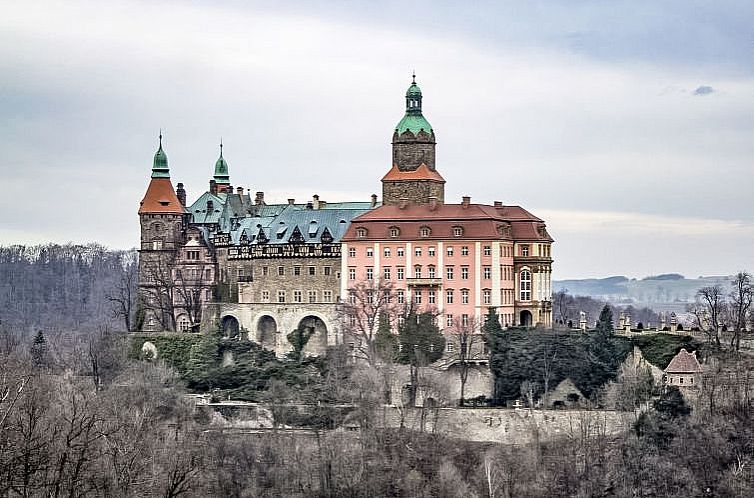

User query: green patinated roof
[396,76,432,134]
[396,114,433,135]
[151,140,170,178]
[213,143,230,184]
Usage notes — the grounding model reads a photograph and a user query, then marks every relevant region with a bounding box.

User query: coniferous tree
[374,311,397,362]
[30,330,49,369]
[397,311,445,404]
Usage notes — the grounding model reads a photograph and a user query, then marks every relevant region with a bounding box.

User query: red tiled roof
[343,203,553,242]
[381,163,445,182]
[665,349,702,373]
[138,178,186,214]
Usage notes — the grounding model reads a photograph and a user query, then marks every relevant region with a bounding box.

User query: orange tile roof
[138,178,186,214]
[381,163,445,182]
[665,349,702,373]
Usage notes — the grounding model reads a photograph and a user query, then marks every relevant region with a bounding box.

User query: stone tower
[381,75,445,205]
[137,134,187,331]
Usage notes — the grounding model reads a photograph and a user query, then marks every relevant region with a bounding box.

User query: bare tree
[106,252,138,332]
[729,271,752,352]
[339,279,398,366]
[444,315,483,406]
[553,289,573,327]
[541,343,558,410]
[695,285,726,348]
[140,255,178,332]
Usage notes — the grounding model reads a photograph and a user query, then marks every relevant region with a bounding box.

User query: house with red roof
[664,349,703,388]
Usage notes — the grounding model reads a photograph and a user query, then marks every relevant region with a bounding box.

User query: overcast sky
[2,0,753,279]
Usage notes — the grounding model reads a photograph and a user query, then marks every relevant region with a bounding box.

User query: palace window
[366,267,374,280]
[278,290,286,303]
[261,291,270,302]
[428,290,436,304]
[152,240,163,250]
[293,266,301,276]
[446,289,454,304]
[323,266,331,276]
[398,290,405,304]
[349,268,356,280]
[446,266,454,280]
[461,289,469,304]
[384,247,391,258]
[356,227,367,238]
[262,266,269,276]
[366,248,373,257]
[428,246,435,257]
[415,247,422,257]
[462,314,469,327]
[294,290,302,303]
[397,267,404,280]
[384,267,391,280]
[461,266,469,280]
[428,265,436,279]
[420,226,431,238]
[446,246,454,257]
[461,246,469,256]
[453,226,463,237]
[177,315,191,332]
[483,266,491,279]
[308,290,317,303]
[323,290,332,302]
[278,266,285,276]
[309,266,316,276]
[446,342,455,352]
[186,250,200,260]
[414,291,422,304]
[483,245,491,256]
[446,314,453,327]
[397,247,405,257]
[483,289,491,305]
[520,270,532,301]
[521,245,529,257]
[414,265,422,278]
[349,247,356,257]
[389,227,400,238]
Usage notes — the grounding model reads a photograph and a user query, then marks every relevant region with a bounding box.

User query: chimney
[494,200,502,208]
[306,201,313,210]
[227,185,233,195]
[287,198,295,205]
[176,182,186,206]
[209,179,218,196]
[207,200,214,212]
[313,194,320,210]
[319,200,327,209]
[371,194,378,208]
[462,195,471,207]
[429,196,438,211]
[255,191,265,205]
[236,187,244,196]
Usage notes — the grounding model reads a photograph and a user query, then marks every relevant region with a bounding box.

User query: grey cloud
[693,85,714,95]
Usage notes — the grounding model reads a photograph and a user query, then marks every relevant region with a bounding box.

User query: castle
[138,76,554,355]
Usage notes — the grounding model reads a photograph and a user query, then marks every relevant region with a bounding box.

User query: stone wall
[393,140,436,171]
[382,179,445,206]
[385,407,636,444]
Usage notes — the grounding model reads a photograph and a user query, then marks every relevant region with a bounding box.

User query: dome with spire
[214,141,230,185]
[151,133,170,178]
[396,74,433,135]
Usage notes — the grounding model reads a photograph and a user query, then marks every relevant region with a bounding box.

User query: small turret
[151,132,170,178]
[213,140,231,191]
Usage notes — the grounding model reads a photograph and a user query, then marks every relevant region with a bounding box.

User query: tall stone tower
[381,75,445,205]
[137,134,187,331]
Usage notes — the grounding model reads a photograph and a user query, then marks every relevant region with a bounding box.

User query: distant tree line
[0,244,137,335]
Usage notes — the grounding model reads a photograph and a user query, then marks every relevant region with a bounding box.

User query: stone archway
[221,315,240,338]
[256,315,277,350]
[296,315,329,356]
[519,310,533,328]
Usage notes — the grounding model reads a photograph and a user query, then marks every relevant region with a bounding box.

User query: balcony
[406,277,442,287]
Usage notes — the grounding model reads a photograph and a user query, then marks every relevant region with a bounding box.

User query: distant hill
[554,274,731,312]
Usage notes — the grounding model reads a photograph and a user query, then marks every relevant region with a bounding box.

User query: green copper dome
[396,74,432,135]
[151,134,170,178]
[213,142,230,184]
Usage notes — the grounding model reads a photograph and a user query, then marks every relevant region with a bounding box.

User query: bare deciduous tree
[729,271,752,352]
[694,285,726,348]
[339,279,398,366]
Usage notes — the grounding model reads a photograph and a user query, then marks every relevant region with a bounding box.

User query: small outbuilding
[664,348,702,388]
[546,378,586,409]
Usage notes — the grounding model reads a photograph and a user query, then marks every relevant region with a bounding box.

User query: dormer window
[389,226,400,238]
[521,245,530,257]
[356,227,368,238]
[452,226,463,237]
[420,226,431,238]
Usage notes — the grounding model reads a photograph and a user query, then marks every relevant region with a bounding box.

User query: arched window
[420,226,431,238]
[177,315,192,332]
[356,227,368,238]
[389,226,400,238]
[414,265,422,278]
[452,226,463,237]
[520,270,532,301]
